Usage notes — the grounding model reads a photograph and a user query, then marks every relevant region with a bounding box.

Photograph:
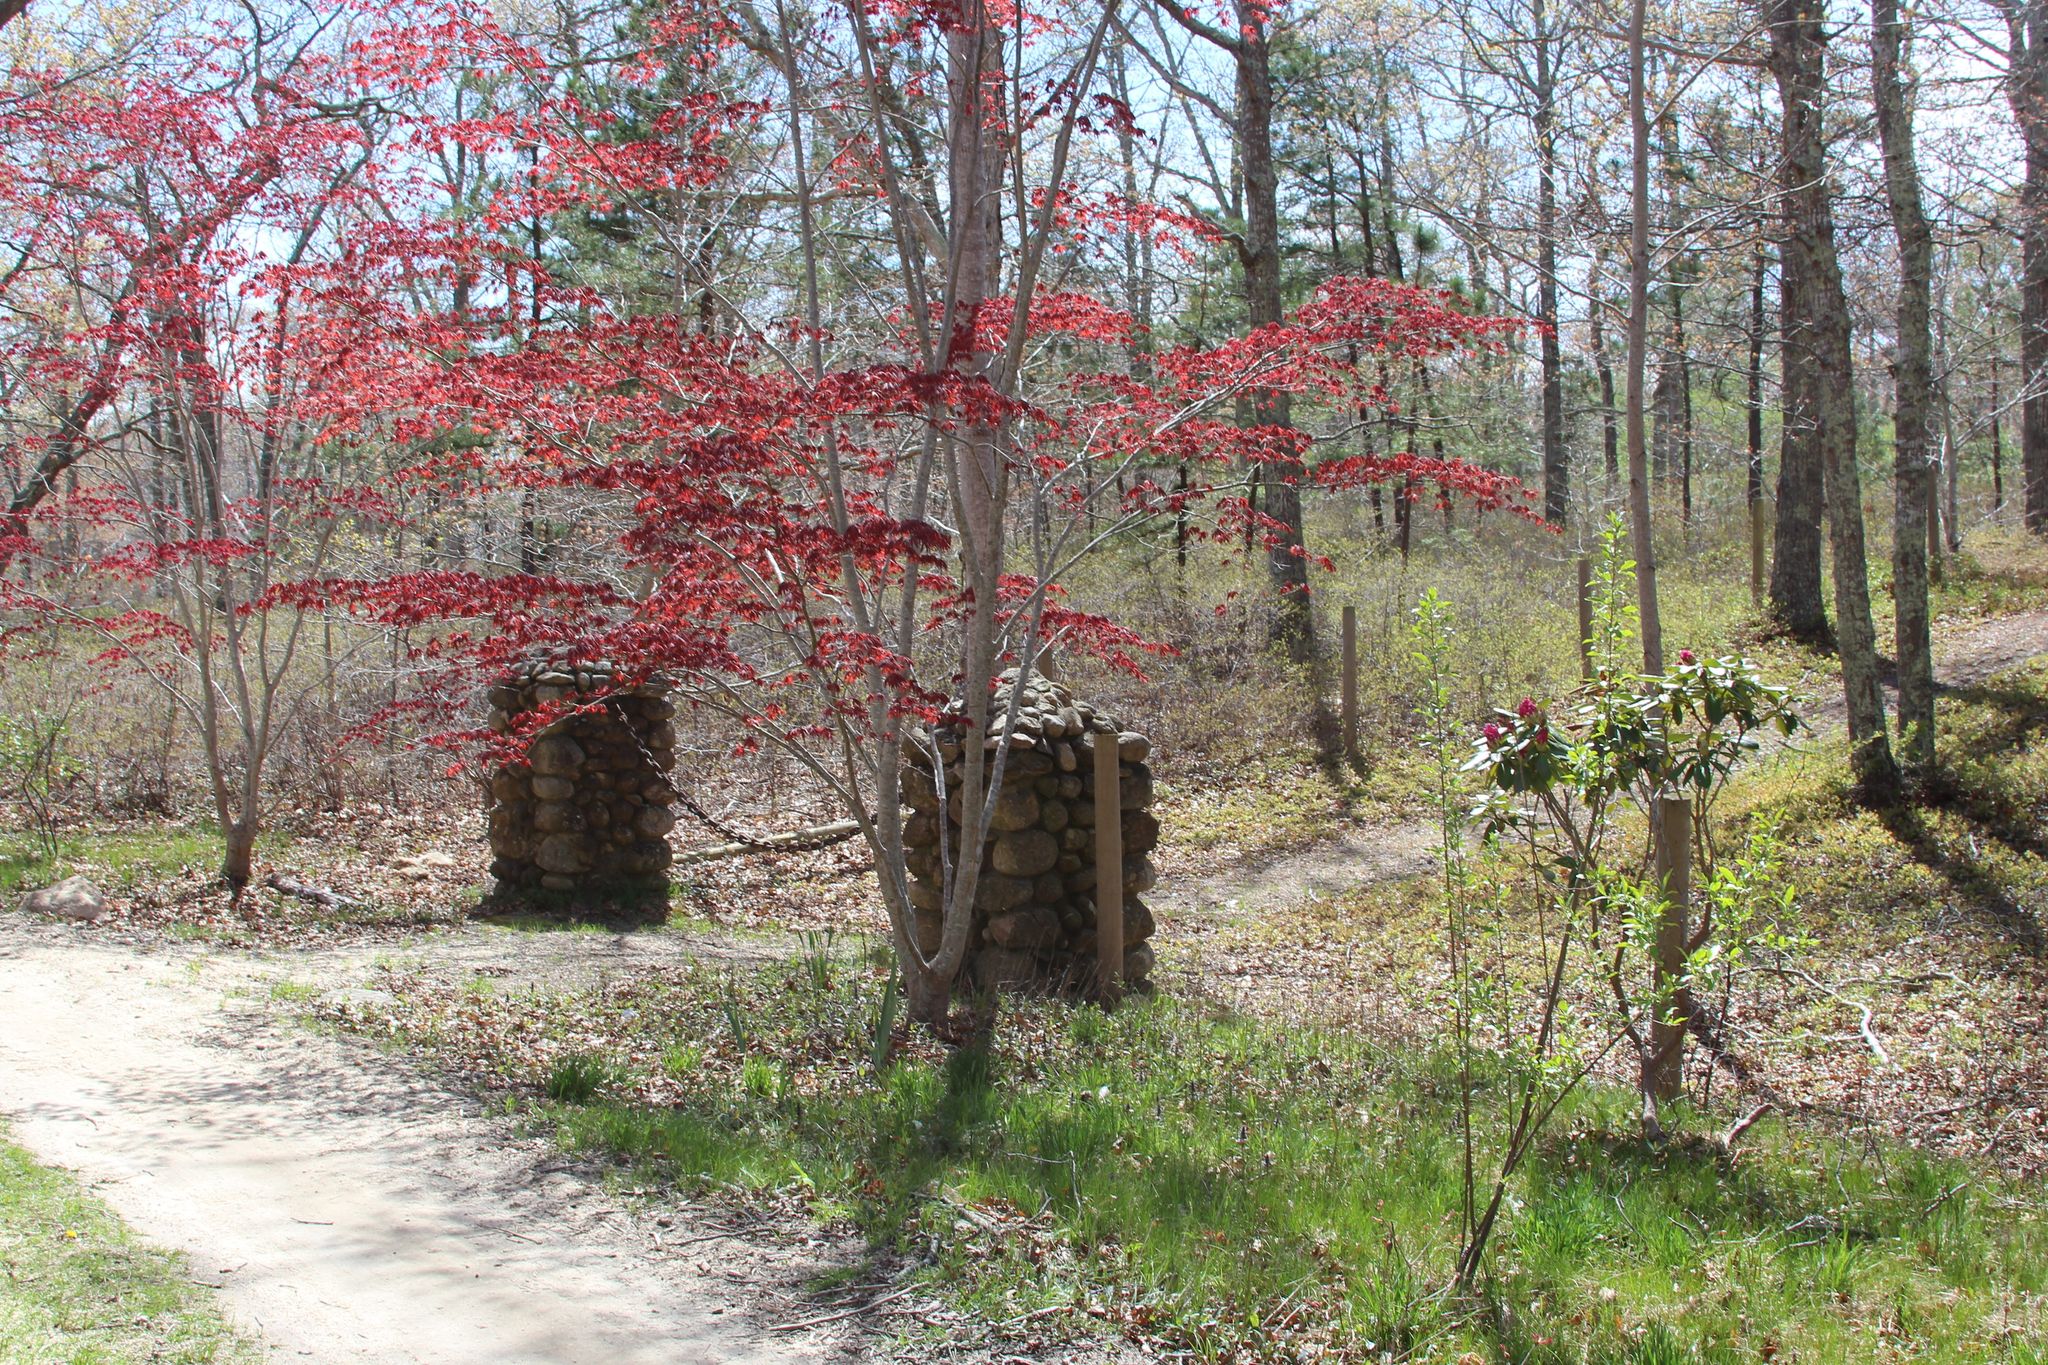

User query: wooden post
[1648,794,1693,1104]
[1575,556,1594,680]
[1340,604,1358,760]
[1749,498,1767,606]
[1092,732,1124,999]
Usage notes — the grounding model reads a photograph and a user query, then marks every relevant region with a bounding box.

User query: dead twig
[1721,1102,1772,1150]
[771,1284,915,1331]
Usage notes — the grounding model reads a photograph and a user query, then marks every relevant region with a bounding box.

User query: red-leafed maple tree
[0,5,452,890]
[4,0,1528,1016]
[277,0,1525,1020]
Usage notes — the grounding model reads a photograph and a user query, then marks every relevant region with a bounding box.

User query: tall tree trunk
[1626,0,1674,1142]
[1993,355,2007,510]
[1874,0,1937,769]
[1747,246,1768,510]
[1766,0,1830,643]
[914,0,1013,1026]
[1534,0,1566,525]
[1626,0,1664,676]
[1772,0,1898,795]
[1235,4,1313,661]
[1591,253,1620,485]
[2010,0,2048,533]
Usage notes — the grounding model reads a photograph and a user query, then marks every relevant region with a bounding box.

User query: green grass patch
[0,824,229,897]
[1157,747,1429,861]
[0,1126,255,1363]
[336,952,2048,1362]
[1724,655,2048,965]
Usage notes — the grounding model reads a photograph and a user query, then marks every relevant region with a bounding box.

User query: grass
[0,1126,255,1364]
[334,943,2048,1362]
[0,824,229,897]
[1723,658,2048,968]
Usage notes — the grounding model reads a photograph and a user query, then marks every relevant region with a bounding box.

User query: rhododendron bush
[0,0,1531,1016]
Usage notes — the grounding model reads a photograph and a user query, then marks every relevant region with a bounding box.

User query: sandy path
[0,939,848,1364]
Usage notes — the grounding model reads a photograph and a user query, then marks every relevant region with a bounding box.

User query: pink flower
[1534,725,1549,744]
[1678,649,1695,665]
[1482,722,1502,744]
[1517,697,1538,719]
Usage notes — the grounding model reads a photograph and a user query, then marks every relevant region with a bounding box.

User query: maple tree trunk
[1874,0,1936,769]
[0,0,26,31]
[223,818,257,894]
[918,0,1012,1028]
[1772,0,1896,795]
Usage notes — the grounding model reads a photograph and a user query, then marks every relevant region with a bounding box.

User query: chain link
[612,698,864,855]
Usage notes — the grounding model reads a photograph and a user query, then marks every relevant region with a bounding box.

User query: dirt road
[0,940,849,1363]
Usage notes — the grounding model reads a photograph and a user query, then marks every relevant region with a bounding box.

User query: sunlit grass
[0,1125,255,1364]
[338,946,2048,1362]
[0,824,230,897]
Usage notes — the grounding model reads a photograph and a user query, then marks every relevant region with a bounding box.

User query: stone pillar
[484,660,677,900]
[900,670,1159,993]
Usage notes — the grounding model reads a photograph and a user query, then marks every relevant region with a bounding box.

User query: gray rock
[532,801,581,834]
[530,775,575,802]
[633,805,677,839]
[991,829,1059,878]
[1117,732,1152,763]
[987,906,1060,950]
[535,834,590,875]
[987,787,1041,832]
[971,873,1034,915]
[22,876,106,923]
[528,735,586,775]
[973,947,1040,991]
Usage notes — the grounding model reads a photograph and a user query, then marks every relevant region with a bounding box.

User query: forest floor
[1,607,2045,1361]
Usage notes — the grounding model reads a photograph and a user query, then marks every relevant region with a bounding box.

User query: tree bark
[1771,0,1898,794]
[1747,246,1768,510]
[2008,0,2048,533]
[1765,0,1831,643]
[1874,0,1937,769]
[914,0,1014,1026]
[1591,253,1620,486]
[1626,0,1665,675]
[1233,1,1314,662]
[1534,0,1567,525]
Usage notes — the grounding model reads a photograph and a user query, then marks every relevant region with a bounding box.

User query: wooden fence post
[1093,732,1124,999]
[1576,556,1594,680]
[1340,603,1358,760]
[1649,795,1693,1104]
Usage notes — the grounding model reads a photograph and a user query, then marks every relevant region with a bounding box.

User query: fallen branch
[675,819,862,865]
[262,873,365,911]
[1721,1102,1772,1150]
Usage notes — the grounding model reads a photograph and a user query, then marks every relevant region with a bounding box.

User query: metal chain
[611,699,864,855]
